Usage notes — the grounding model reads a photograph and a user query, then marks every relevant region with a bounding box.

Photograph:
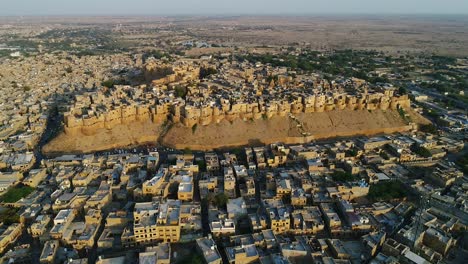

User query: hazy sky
[1,0,467,16]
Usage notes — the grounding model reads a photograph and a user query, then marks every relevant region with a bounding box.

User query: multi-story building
[196,237,222,264]
[29,214,51,239]
[0,223,22,253]
[199,174,218,196]
[263,199,290,234]
[291,188,307,206]
[85,181,112,210]
[169,154,199,173]
[63,222,100,250]
[142,168,170,196]
[225,244,259,264]
[177,176,194,201]
[138,243,171,264]
[50,209,76,239]
[276,178,292,199]
[240,176,256,197]
[39,240,59,264]
[320,203,342,234]
[224,167,236,198]
[209,207,236,237]
[133,200,182,244]
[205,152,220,171]
[23,168,47,187]
[362,231,386,259]
[291,206,325,235]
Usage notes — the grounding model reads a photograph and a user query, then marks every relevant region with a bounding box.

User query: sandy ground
[43,119,163,154]
[2,16,466,56]
[184,16,468,56]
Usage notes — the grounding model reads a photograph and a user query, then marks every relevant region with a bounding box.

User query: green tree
[398,87,408,95]
[197,160,206,172]
[174,85,187,98]
[183,147,192,154]
[0,208,20,225]
[419,124,438,134]
[214,193,229,207]
[101,79,115,88]
[331,171,360,182]
[0,185,35,203]
[199,67,218,79]
[367,181,407,202]
[411,145,432,158]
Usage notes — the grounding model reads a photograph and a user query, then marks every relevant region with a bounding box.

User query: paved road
[408,84,467,111]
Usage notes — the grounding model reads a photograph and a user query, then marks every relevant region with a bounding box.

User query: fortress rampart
[63,93,411,136]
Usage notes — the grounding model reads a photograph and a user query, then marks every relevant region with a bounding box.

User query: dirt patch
[43,119,164,154]
[162,114,302,150]
[406,109,432,125]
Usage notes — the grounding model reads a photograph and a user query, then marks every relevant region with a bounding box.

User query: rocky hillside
[43,109,429,154]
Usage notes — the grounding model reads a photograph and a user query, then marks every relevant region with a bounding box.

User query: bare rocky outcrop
[43,119,164,154]
[161,109,415,151]
[43,108,427,154]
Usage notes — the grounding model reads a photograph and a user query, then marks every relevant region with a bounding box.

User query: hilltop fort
[44,58,423,153]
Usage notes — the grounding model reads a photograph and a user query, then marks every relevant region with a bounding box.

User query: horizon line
[1,12,468,17]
